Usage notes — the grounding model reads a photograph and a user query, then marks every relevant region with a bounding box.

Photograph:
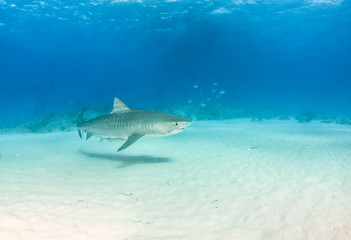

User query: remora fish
[77,97,191,151]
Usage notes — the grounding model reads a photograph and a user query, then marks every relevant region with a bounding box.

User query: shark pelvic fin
[118,133,144,152]
[86,132,93,140]
[111,97,130,113]
[78,129,82,139]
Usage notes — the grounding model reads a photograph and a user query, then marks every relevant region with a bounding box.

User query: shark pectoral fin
[86,132,93,140]
[118,133,144,152]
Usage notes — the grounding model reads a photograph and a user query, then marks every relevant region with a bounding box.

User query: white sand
[1,119,351,240]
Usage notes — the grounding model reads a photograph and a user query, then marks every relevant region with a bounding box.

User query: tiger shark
[77,97,191,151]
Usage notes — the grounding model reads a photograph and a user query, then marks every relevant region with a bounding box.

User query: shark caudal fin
[77,109,86,139]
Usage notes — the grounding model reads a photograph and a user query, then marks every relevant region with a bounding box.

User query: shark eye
[176,123,178,126]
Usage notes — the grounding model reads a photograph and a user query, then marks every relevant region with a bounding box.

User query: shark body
[77,98,191,151]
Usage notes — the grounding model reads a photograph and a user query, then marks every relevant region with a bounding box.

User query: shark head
[151,113,192,136]
[109,97,191,137]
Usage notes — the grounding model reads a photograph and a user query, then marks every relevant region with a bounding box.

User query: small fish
[77,98,191,151]
[99,137,125,142]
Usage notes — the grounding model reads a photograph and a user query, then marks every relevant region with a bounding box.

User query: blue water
[1,0,350,126]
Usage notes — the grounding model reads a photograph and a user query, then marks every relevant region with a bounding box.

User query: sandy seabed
[1,119,351,240]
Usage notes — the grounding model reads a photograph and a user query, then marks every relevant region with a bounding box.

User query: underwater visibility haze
[1,0,351,125]
[2,1,351,240]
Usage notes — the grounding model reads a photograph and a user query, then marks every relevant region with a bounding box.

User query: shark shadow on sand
[78,148,172,168]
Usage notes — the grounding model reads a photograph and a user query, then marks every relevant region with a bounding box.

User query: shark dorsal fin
[111,97,130,113]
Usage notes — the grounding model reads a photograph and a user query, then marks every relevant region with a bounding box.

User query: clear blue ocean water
[2,2,351,238]
[0,0,350,126]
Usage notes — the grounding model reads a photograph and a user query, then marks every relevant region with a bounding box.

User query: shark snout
[177,120,192,129]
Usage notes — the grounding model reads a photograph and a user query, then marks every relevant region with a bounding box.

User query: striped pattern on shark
[77,97,191,151]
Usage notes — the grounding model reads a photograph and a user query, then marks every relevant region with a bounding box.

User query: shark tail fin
[78,129,82,139]
[77,109,87,139]
[77,108,87,127]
